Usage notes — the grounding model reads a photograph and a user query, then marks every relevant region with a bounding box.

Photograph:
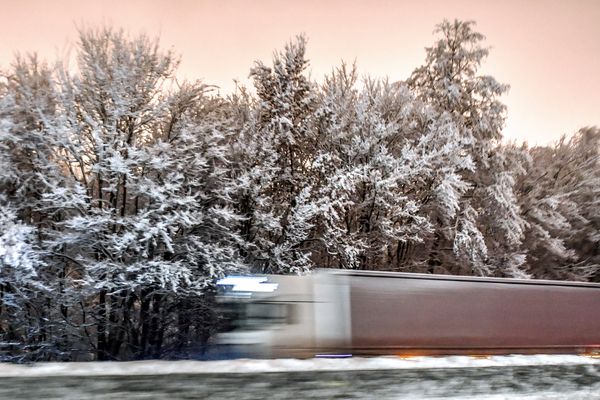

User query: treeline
[0,20,598,361]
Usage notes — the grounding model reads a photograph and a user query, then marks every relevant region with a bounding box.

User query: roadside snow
[0,355,598,377]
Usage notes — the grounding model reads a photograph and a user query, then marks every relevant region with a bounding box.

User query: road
[0,356,598,399]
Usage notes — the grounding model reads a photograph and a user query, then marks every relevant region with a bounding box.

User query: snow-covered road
[0,354,598,377]
[0,355,599,399]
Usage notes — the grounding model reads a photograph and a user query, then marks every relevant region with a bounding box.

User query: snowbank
[0,354,598,377]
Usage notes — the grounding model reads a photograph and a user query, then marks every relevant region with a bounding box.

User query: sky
[0,0,598,145]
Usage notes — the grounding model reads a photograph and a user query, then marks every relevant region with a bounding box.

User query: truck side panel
[349,275,600,352]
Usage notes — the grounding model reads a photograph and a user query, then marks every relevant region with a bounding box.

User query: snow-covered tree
[47,27,248,359]
[235,35,320,274]
[1,20,598,362]
[0,28,248,361]
[311,62,476,271]
[0,199,41,286]
[0,54,86,361]
[408,19,528,277]
[518,127,600,281]
[0,196,46,360]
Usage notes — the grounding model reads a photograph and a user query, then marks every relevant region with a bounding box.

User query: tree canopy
[1,20,598,361]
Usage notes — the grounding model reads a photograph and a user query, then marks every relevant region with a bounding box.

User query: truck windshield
[220,301,287,332]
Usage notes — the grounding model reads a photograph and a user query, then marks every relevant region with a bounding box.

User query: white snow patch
[0,355,598,377]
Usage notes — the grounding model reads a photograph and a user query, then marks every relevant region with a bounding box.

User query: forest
[0,20,598,361]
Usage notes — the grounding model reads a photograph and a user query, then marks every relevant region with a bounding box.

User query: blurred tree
[518,127,600,281]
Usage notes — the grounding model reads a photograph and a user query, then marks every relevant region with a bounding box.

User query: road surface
[0,355,598,399]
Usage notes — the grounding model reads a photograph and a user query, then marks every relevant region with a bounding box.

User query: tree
[0,27,248,361]
[49,27,248,359]
[408,20,528,277]
[0,54,87,361]
[235,35,320,274]
[311,63,475,271]
[1,20,598,362]
[518,127,600,281]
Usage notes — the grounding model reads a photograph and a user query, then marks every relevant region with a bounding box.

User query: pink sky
[0,0,598,145]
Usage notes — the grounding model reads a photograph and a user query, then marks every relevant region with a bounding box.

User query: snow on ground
[0,354,598,377]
